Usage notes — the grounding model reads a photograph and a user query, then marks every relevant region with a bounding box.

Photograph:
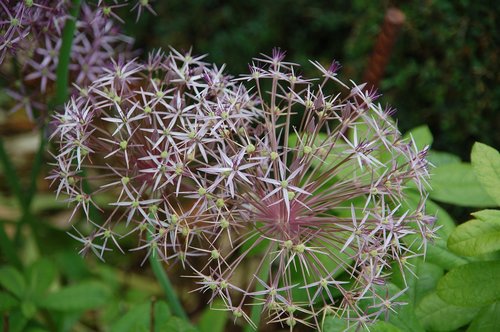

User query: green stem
[147,224,188,321]
[52,0,82,107]
[244,257,271,332]
[0,224,22,269]
[0,139,27,210]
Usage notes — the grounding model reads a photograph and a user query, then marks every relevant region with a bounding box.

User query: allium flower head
[1,1,140,120]
[49,48,261,261]
[50,48,435,330]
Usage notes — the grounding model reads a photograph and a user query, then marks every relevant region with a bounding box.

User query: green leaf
[429,163,496,207]
[0,266,26,298]
[369,321,404,332]
[425,243,470,270]
[109,302,150,332]
[437,261,500,307]
[358,284,424,332]
[158,317,197,332]
[427,150,461,167]
[416,292,480,331]
[391,258,444,306]
[198,301,227,332]
[0,291,19,311]
[472,209,500,222]
[153,301,172,332]
[448,218,500,256]
[467,302,500,332]
[20,300,37,318]
[6,310,28,332]
[27,259,57,297]
[471,142,500,206]
[322,316,354,332]
[404,125,433,150]
[109,300,172,332]
[38,281,110,312]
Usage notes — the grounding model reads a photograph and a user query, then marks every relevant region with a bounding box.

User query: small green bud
[283,240,293,250]
[286,317,297,327]
[293,243,306,254]
[211,249,220,260]
[246,144,256,153]
[232,308,243,318]
[144,106,152,114]
[121,176,130,185]
[198,187,207,196]
[216,198,225,208]
[119,140,128,150]
[270,151,279,160]
[148,204,158,214]
[280,180,288,189]
[160,150,169,159]
[220,218,229,229]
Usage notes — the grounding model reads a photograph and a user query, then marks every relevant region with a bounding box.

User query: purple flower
[50,49,434,330]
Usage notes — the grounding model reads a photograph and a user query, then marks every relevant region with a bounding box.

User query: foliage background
[1,1,499,331]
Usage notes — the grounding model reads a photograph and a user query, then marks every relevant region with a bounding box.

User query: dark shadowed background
[125,0,500,159]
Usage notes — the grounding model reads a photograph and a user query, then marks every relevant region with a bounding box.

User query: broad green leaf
[437,261,500,307]
[427,150,461,167]
[467,302,500,332]
[0,291,19,311]
[322,317,402,332]
[153,301,172,332]
[322,316,354,332]
[472,209,500,221]
[158,317,197,332]
[109,302,149,332]
[358,284,424,332]
[429,163,496,207]
[0,266,26,298]
[404,125,433,150]
[20,300,36,318]
[109,300,172,332]
[425,243,470,270]
[198,300,227,332]
[416,292,480,331]
[369,321,403,332]
[391,258,444,306]
[38,281,110,312]
[471,142,500,206]
[7,310,27,332]
[27,259,56,297]
[448,218,500,256]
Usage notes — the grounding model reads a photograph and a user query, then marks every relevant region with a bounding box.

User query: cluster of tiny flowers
[50,48,436,330]
[0,0,152,120]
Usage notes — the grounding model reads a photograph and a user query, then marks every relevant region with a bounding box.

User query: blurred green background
[127,0,499,159]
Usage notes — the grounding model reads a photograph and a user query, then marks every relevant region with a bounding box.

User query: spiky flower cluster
[50,48,435,330]
[0,1,149,120]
